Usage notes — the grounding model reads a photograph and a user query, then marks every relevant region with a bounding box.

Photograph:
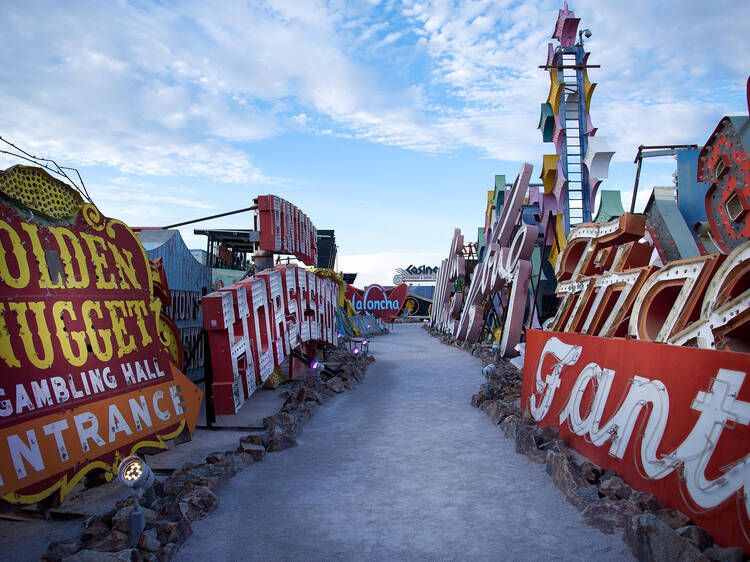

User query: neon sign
[430,163,538,357]
[0,165,202,505]
[547,213,750,352]
[522,330,750,554]
[202,265,340,414]
[345,284,407,320]
[393,265,438,284]
[257,195,317,266]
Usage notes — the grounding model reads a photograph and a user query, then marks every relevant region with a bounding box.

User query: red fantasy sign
[257,195,317,266]
[0,165,202,505]
[345,284,408,320]
[202,266,340,415]
[521,329,750,554]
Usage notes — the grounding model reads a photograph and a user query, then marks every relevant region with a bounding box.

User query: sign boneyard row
[427,6,750,554]
[430,163,536,357]
[202,266,341,415]
[0,165,202,505]
[428,112,750,552]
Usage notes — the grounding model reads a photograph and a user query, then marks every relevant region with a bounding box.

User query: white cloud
[596,100,720,163]
[1,0,747,189]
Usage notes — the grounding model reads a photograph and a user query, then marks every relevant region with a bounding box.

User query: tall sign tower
[538,3,614,234]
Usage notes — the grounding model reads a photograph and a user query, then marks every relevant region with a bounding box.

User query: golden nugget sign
[0,165,201,504]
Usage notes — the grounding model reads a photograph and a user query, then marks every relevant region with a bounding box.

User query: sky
[1,0,748,287]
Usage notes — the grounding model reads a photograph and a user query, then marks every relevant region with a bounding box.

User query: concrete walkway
[180,324,634,561]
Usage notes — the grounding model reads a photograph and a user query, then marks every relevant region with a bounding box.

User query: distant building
[136,229,211,379]
[317,229,337,269]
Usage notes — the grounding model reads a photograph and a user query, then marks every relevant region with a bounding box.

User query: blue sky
[1,0,748,286]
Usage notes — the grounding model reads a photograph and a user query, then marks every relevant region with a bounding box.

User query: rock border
[424,325,746,562]
[41,347,376,562]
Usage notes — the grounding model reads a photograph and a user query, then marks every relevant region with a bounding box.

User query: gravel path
[179,323,634,561]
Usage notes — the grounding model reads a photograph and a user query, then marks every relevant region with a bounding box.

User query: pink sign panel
[345,284,408,320]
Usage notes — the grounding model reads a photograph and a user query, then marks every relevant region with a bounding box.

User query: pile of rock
[470,364,745,562]
[393,317,424,324]
[424,324,458,347]
[42,475,229,562]
[42,348,374,562]
[423,325,500,356]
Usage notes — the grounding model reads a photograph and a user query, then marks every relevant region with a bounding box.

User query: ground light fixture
[118,455,154,490]
[310,359,325,372]
[352,346,360,355]
[482,364,497,378]
[117,455,155,547]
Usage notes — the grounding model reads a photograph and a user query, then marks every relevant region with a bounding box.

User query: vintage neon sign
[431,228,466,336]
[345,284,408,320]
[0,165,202,505]
[522,330,750,553]
[393,265,438,284]
[257,195,317,266]
[697,80,750,253]
[430,163,538,357]
[202,266,340,415]
[547,214,750,352]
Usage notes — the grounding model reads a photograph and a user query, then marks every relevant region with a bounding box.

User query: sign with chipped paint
[521,330,750,554]
[257,195,317,266]
[430,163,538,357]
[546,213,750,353]
[202,265,339,415]
[0,165,202,505]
